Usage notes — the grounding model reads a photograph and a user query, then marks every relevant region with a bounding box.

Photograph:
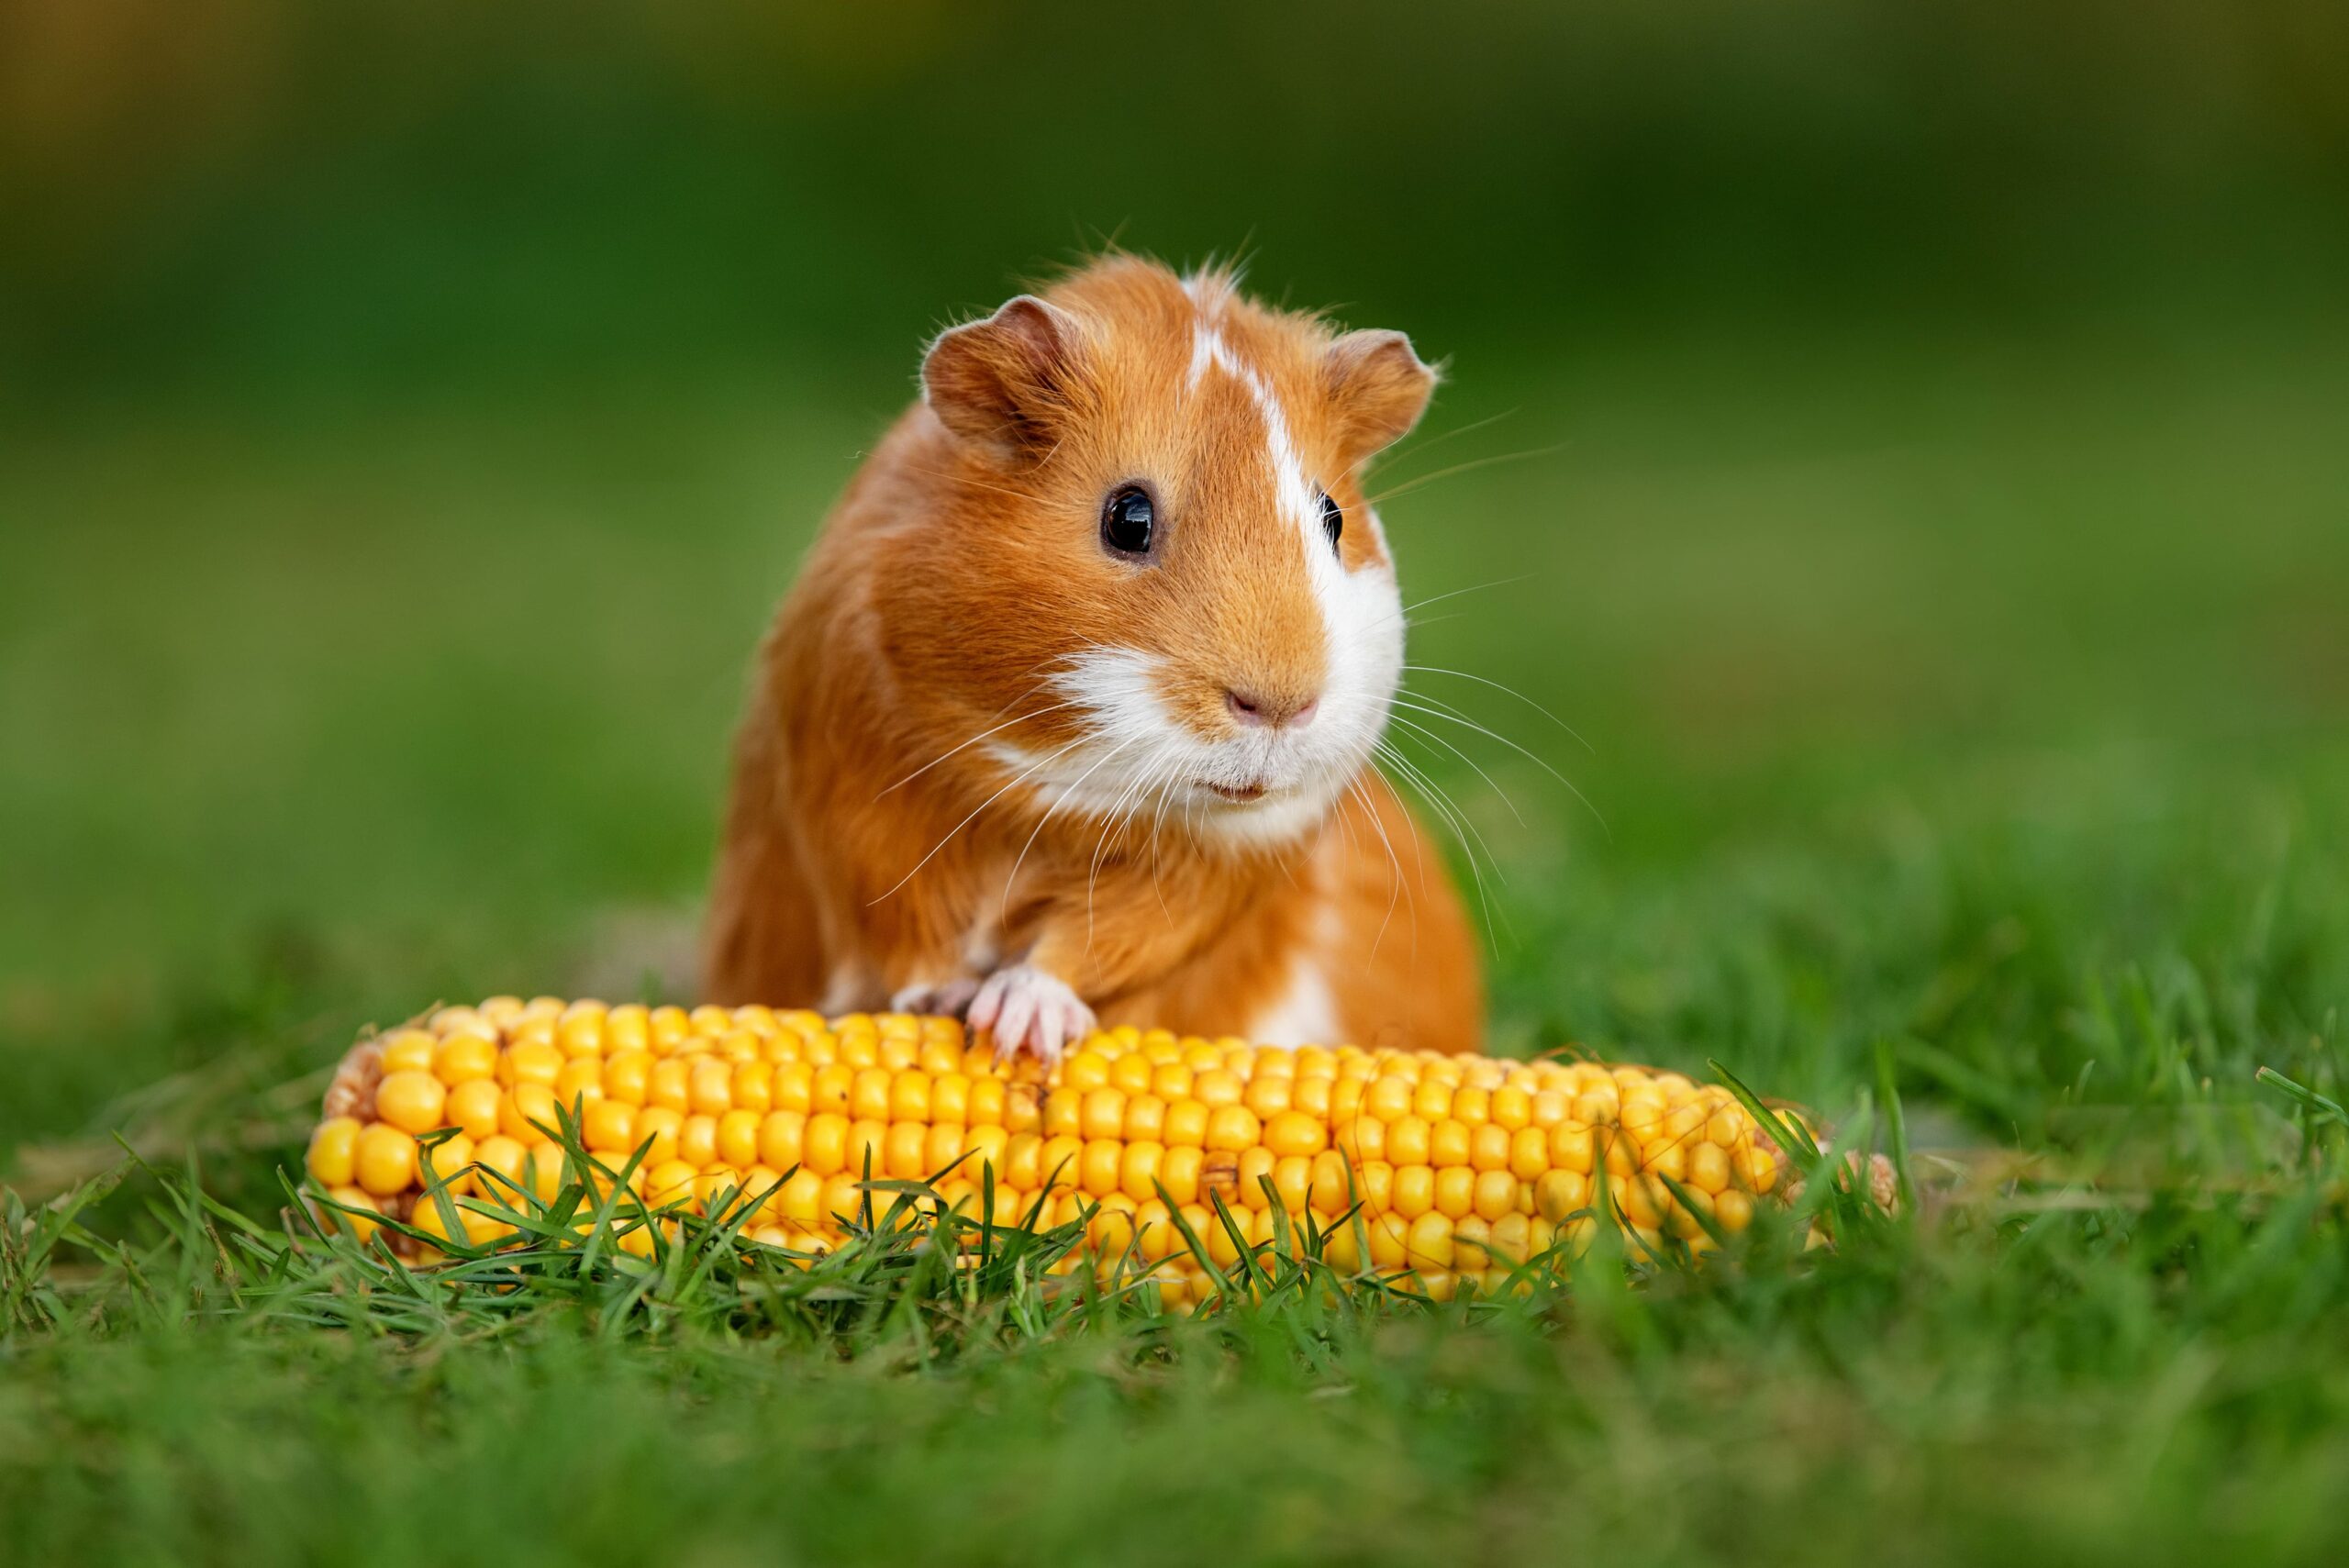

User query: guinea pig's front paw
[965,963,1095,1063]
[888,977,983,1018]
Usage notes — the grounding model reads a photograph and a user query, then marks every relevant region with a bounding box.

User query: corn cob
[307,996,1854,1302]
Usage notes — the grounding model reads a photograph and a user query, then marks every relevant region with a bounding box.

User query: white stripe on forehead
[1180,282,1327,561]
[1186,340,1357,677]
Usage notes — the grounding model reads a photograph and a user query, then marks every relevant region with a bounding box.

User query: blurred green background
[5,0,2347,1162]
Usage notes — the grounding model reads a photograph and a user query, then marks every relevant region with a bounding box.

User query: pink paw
[889,977,983,1018]
[964,964,1095,1063]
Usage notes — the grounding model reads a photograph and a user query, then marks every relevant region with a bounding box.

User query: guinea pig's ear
[1324,329,1438,462]
[921,295,1085,455]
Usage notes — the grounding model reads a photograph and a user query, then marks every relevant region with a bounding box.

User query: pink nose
[1226,688,1319,728]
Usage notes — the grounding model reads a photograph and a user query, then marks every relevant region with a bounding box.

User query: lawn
[6,309,2349,1566]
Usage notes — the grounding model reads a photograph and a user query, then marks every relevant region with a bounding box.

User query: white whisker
[875,698,1084,798]
[1354,575,1529,643]
[1366,445,1564,506]
[1400,576,1532,618]
[1000,733,1147,922]
[1346,772,1411,962]
[1387,711,1526,828]
[1372,407,1520,487]
[1375,738,1509,944]
[1086,740,1181,948]
[870,733,1087,905]
[1389,695,1609,835]
[1401,663,1594,753]
[1144,756,1188,921]
[1377,738,1501,887]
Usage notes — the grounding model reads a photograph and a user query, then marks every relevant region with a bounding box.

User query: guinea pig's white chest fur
[706,255,1484,1060]
[1242,898,1351,1049]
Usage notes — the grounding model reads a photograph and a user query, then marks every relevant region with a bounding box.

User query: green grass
[6,315,2349,1566]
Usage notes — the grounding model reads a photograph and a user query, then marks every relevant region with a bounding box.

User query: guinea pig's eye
[1319,493,1343,552]
[1100,484,1156,557]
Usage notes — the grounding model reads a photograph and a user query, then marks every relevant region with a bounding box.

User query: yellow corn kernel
[373,1070,447,1136]
[323,1185,384,1244]
[846,1118,887,1176]
[797,1113,844,1176]
[683,1058,731,1116]
[433,1032,500,1086]
[418,1132,476,1195]
[676,1113,721,1169]
[439,1004,497,1041]
[553,1057,604,1111]
[379,1029,438,1075]
[556,1009,606,1061]
[715,1108,762,1169]
[583,1098,639,1154]
[353,1123,417,1196]
[1737,1145,1782,1195]
[1391,1164,1434,1219]
[1080,1139,1122,1197]
[776,1169,824,1224]
[1432,1165,1475,1220]
[1473,1168,1517,1222]
[306,1117,362,1187]
[633,1105,684,1166]
[472,1134,529,1195]
[819,1172,864,1223]
[446,1078,504,1140]
[605,1004,652,1054]
[1714,1187,1755,1233]
[1270,1155,1311,1216]
[413,1195,485,1251]
[758,1110,807,1171]
[1405,1211,1454,1269]
[502,1039,563,1089]
[601,1050,652,1107]
[648,1006,691,1051]
[1508,1125,1550,1181]
[1643,1139,1689,1184]
[1113,1140,1161,1203]
[1161,1099,1208,1150]
[644,1159,700,1207]
[1534,1168,1589,1222]
[502,1080,559,1142]
[1205,1105,1261,1153]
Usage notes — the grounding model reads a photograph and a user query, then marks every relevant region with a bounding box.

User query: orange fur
[706,256,1483,1055]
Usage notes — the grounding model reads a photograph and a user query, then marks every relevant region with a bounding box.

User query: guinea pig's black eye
[1319,493,1344,552]
[1101,484,1155,557]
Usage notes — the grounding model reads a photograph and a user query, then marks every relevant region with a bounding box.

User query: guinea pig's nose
[1226,688,1319,729]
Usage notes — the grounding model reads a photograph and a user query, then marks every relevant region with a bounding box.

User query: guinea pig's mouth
[1203,780,1268,804]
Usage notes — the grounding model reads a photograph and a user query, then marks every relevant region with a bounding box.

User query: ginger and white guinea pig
[706,254,1481,1059]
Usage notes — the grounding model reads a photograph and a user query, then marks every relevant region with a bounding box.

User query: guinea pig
[706,254,1481,1059]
